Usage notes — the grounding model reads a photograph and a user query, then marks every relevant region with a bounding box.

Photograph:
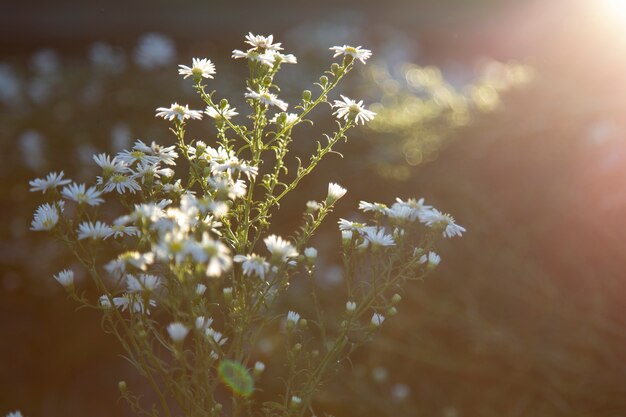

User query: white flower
[270,112,299,126]
[178,58,216,79]
[419,251,441,267]
[116,148,160,166]
[304,247,318,261]
[386,204,415,222]
[329,45,372,64]
[346,301,357,313]
[231,49,274,66]
[189,233,232,277]
[205,104,238,120]
[364,228,395,247]
[422,209,466,238]
[134,33,175,70]
[290,396,302,406]
[195,316,213,330]
[254,361,265,374]
[100,173,142,194]
[338,218,367,232]
[29,171,71,193]
[167,322,189,342]
[155,102,203,122]
[196,283,207,295]
[77,221,113,240]
[359,201,388,215]
[61,183,104,206]
[126,273,161,292]
[113,294,156,314]
[245,33,283,51]
[99,295,112,308]
[108,224,139,239]
[287,310,300,325]
[30,203,60,231]
[93,153,129,177]
[132,140,178,165]
[53,269,74,287]
[260,50,297,66]
[332,95,376,125]
[326,182,347,203]
[233,254,270,279]
[391,198,432,222]
[5,411,23,417]
[341,230,353,244]
[264,235,298,262]
[205,327,228,346]
[245,88,288,111]
[371,312,385,327]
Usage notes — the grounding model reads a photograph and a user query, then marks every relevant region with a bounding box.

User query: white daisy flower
[245,88,288,111]
[190,233,232,278]
[205,104,238,120]
[53,269,74,288]
[264,235,298,263]
[270,112,299,126]
[5,411,23,417]
[386,204,415,222]
[371,312,385,327]
[287,310,300,325]
[422,209,466,238]
[195,316,213,330]
[116,148,160,166]
[29,171,71,193]
[208,175,247,200]
[244,33,283,51]
[329,45,372,64]
[231,49,274,66]
[363,227,395,247]
[332,95,376,125]
[133,140,178,165]
[196,283,207,295]
[205,327,228,346]
[93,153,129,177]
[178,58,216,79]
[61,183,104,206]
[107,224,139,239]
[30,202,60,231]
[337,218,368,232]
[419,251,441,268]
[392,198,432,222]
[101,173,142,194]
[154,230,192,264]
[155,102,203,122]
[131,161,173,183]
[260,50,297,66]
[326,182,347,203]
[77,221,113,240]
[126,273,161,293]
[346,301,357,313]
[358,201,388,215]
[212,157,258,180]
[113,294,156,314]
[233,253,270,279]
[167,322,189,342]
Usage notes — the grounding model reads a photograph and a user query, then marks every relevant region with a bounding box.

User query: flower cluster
[26,32,462,417]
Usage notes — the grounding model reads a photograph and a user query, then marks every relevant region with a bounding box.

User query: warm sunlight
[600,0,626,24]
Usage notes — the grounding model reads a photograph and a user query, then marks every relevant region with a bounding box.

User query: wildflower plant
[28,33,464,417]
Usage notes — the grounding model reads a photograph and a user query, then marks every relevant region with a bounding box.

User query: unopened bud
[391,294,402,305]
[387,307,398,317]
[118,381,127,393]
[302,90,312,102]
[319,75,329,86]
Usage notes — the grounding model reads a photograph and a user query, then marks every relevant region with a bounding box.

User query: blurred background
[3,0,626,416]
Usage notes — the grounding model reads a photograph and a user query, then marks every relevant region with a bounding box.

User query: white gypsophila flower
[101,173,142,194]
[134,33,176,70]
[5,411,23,417]
[244,88,288,111]
[191,233,232,277]
[329,45,372,64]
[89,42,126,73]
[264,235,298,263]
[61,183,104,206]
[155,102,203,122]
[287,310,300,325]
[332,95,376,125]
[178,58,216,79]
[304,247,318,261]
[167,322,189,342]
[195,316,214,330]
[205,104,238,120]
[196,283,207,295]
[53,269,74,288]
[93,153,129,177]
[326,182,347,203]
[126,273,161,293]
[30,202,60,231]
[358,201,388,215]
[29,171,71,193]
[419,251,441,267]
[245,32,283,51]
[78,221,113,240]
[422,209,466,238]
[231,49,274,66]
[364,227,395,247]
[371,312,385,327]
[346,301,357,312]
[233,254,270,279]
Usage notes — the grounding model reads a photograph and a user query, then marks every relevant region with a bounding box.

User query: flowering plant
[27,32,464,417]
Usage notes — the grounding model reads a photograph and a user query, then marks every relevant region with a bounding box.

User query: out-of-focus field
[2,0,626,416]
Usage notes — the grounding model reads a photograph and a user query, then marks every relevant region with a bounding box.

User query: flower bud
[290,396,302,408]
[304,247,317,266]
[118,381,127,393]
[370,313,385,328]
[387,307,398,317]
[391,294,402,305]
[302,90,312,102]
[253,361,265,377]
[331,63,341,75]
[319,75,328,86]
[219,99,229,109]
[346,301,357,313]
[298,319,308,329]
[293,343,302,352]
